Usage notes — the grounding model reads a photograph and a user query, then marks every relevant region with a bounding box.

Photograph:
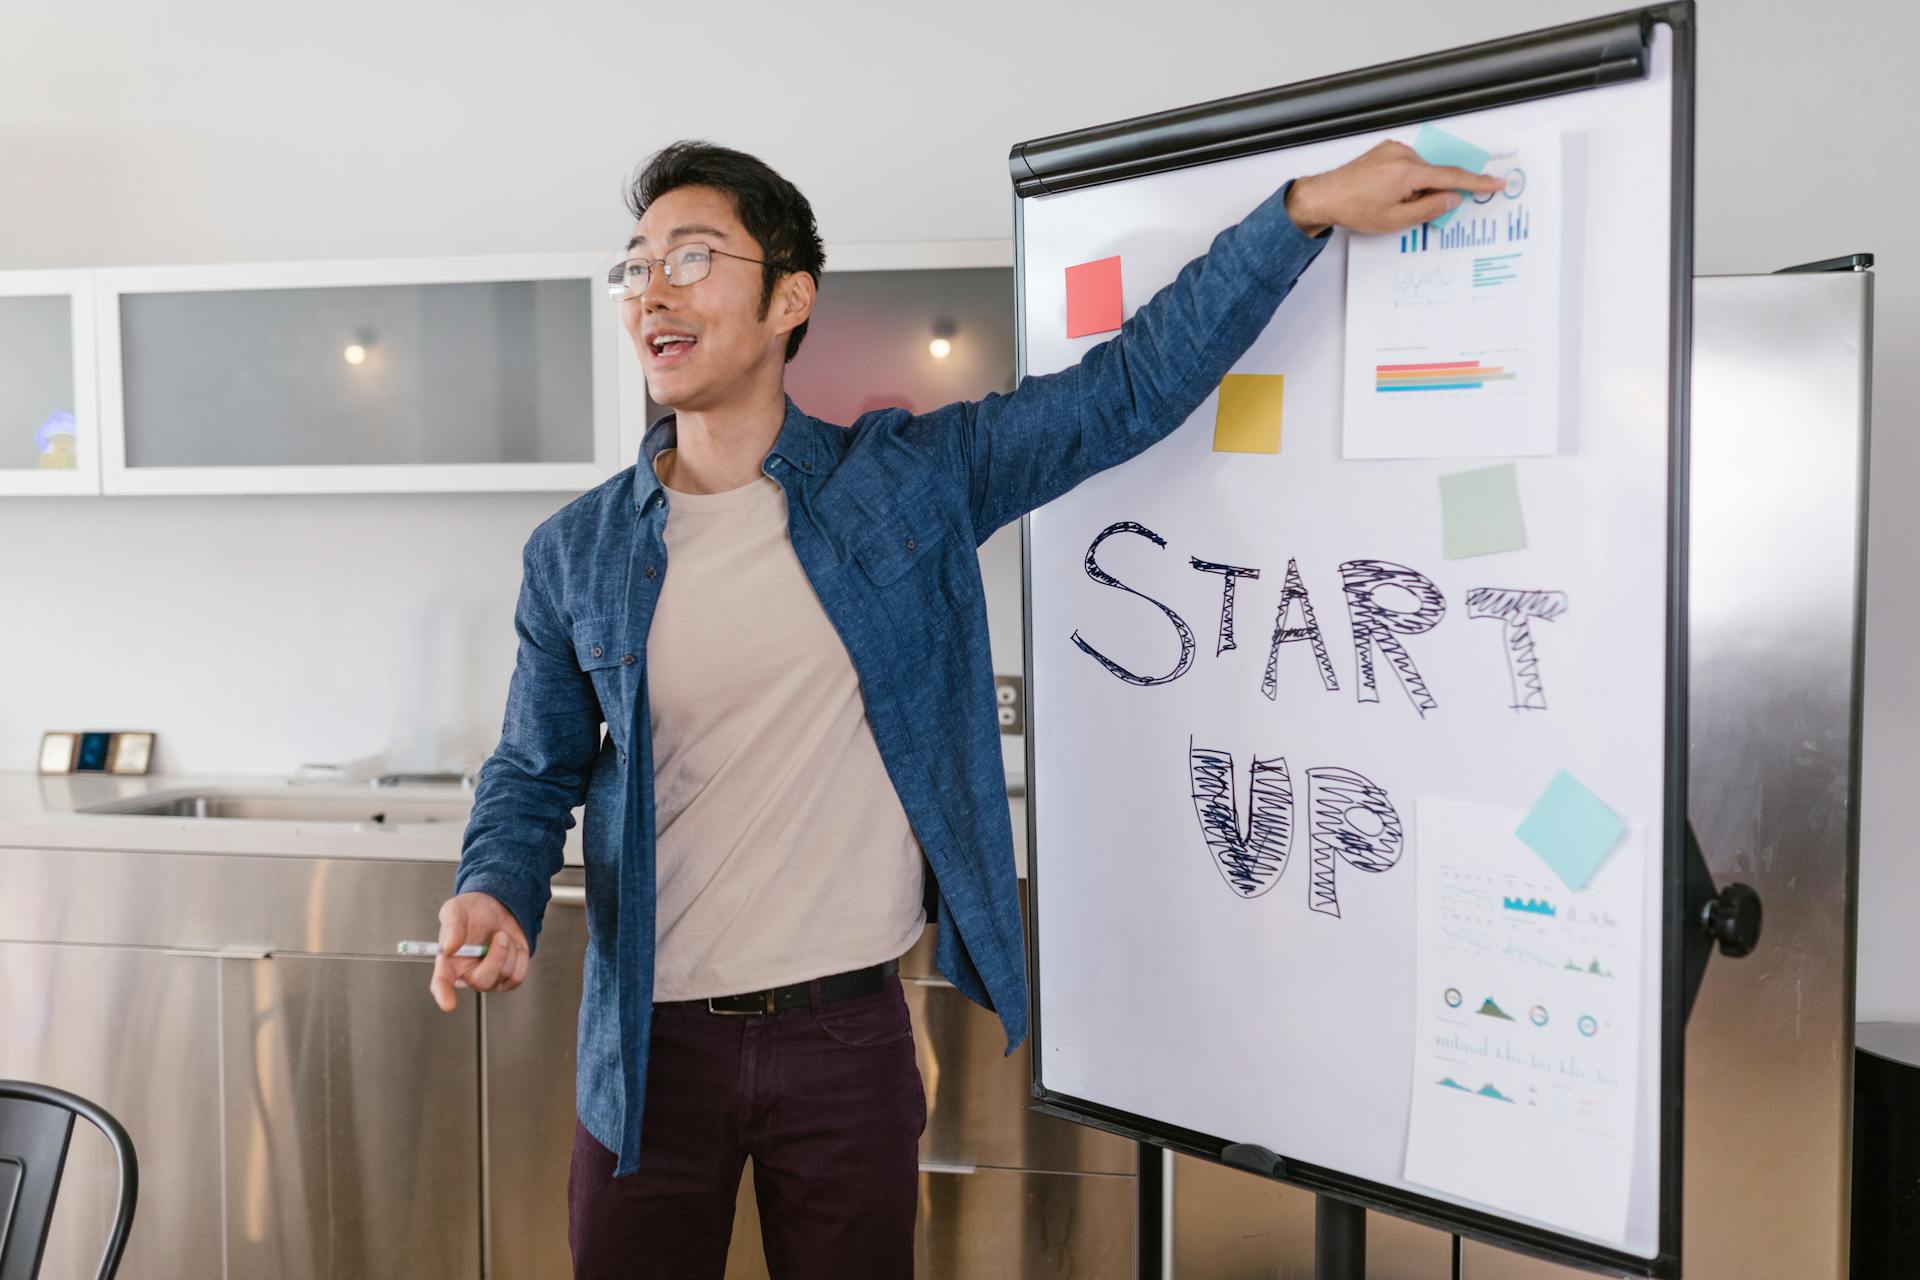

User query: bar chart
[1401,207,1532,254]
[1373,359,1518,393]
[1474,253,1522,288]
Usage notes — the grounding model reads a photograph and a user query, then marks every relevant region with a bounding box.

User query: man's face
[620,184,809,412]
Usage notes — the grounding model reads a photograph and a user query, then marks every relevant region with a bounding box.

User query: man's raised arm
[925,143,1504,541]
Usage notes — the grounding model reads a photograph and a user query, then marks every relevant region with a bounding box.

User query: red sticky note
[1065,256,1124,338]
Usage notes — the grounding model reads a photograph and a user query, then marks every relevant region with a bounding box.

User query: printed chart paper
[1343,131,1565,459]
[1403,798,1644,1242]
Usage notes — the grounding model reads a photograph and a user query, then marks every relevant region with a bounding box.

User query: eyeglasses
[606,242,794,300]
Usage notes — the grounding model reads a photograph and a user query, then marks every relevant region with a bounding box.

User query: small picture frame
[108,732,155,775]
[38,732,77,774]
[75,731,112,772]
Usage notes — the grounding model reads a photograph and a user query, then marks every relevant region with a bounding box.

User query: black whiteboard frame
[1013,5,1695,1275]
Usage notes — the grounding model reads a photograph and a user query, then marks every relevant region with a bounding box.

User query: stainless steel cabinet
[0,940,223,1279]
[3,844,1121,1277]
[0,847,482,1279]
[219,954,481,1279]
[1171,1153,1455,1278]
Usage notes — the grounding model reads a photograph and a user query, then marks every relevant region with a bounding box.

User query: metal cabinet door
[908,976,1134,1176]
[219,953,482,1279]
[1171,1152,1456,1278]
[902,878,1136,1176]
[0,940,223,1280]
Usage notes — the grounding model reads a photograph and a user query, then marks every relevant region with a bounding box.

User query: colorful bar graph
[1374,360,1518,393]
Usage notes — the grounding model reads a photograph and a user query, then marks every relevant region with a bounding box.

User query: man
[430,138,1500,1278]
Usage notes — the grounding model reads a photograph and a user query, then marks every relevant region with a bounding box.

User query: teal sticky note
[1515,771,1627,892]
[1438,463,1526,560]
[1414,122,1491,229]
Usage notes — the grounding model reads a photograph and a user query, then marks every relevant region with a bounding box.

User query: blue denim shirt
[454,179,1326,1175]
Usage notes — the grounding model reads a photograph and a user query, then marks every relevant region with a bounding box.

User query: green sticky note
[1438,463,1525,559]
[1212,374,1285,454]
[1414,122,1491,229]
[1515,771,1627,892]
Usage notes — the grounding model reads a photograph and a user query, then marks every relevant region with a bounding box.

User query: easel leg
[1316,1194,1366,1280]
[1136,1141,1165,1279]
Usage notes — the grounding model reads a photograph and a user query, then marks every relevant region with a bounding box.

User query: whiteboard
[1021,22,1681,1267]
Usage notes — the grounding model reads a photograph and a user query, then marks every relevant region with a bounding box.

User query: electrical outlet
[994,674,1025,735]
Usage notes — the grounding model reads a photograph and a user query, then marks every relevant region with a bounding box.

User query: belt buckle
[707,989,776,1016]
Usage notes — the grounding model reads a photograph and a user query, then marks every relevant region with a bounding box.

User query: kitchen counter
[0,770,583,864]
[0,771,1029,875]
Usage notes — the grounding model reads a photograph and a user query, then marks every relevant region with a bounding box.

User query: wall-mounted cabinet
[7,241,1018,499]
[0,269,100,495]
[95,253,625,494]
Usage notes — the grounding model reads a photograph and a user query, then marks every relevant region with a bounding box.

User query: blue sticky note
[1414,122,1492,229]
[1514,771,1626,892]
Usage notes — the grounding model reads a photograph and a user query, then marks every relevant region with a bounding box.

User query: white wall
[2,0,1915,1017]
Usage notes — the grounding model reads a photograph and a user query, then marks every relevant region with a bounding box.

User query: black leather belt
[700,958,898,1016]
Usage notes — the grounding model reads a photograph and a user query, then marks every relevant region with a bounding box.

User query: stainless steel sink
[81,790,471,827]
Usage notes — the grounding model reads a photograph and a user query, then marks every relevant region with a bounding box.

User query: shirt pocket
[847,480,950,587]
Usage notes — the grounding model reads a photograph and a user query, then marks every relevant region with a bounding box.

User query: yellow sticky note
[1213,374,1285,454]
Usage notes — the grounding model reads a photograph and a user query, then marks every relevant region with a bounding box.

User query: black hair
[625,141,826,363]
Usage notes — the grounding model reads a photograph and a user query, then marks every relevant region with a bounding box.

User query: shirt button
[906,537,918,551]
[644,565,658,579]
[590,644,603,658]
[622,654,636,666]
[801,461,814,474]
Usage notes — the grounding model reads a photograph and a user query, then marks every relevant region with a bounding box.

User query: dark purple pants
[568,971,927,1278]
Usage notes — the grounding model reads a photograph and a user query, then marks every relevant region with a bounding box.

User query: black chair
[0,1081,138,1280]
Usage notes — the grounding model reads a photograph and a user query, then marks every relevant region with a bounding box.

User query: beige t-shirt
[646,466,927,1001]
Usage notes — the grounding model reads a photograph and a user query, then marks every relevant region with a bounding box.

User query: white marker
[396,940,489,958]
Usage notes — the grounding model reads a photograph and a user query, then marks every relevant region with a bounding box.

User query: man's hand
[429,891,531,1012]
[1286,140,1508,238]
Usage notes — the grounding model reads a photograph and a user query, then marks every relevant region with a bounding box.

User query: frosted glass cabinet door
[778,263,1016,423]
[99,254,621,494]
[0,270,100,495]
